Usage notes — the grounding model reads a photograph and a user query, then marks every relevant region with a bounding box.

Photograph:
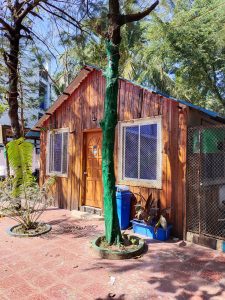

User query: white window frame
[118,116,162,189]
[46,128,69,177]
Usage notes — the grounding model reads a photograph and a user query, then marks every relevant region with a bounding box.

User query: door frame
[79,128,103,209]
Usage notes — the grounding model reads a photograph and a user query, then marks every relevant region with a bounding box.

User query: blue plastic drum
[116,188,131,230]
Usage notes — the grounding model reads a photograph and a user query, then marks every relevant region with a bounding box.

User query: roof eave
[32,66,95,131]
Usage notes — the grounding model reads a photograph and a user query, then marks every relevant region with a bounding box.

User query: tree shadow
[82,242,225,299]
[95,294,126,300]
[40,216,103,240]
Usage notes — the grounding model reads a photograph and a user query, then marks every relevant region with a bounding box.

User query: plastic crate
[222,241,225,253]
[131,220,172,241]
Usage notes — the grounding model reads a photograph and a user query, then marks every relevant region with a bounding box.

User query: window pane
[62,132,68,174]
[124,126,139,179]
[54,133,62,172]
[140,124,157,180]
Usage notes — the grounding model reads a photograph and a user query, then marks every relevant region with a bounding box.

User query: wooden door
[84,131,103,208]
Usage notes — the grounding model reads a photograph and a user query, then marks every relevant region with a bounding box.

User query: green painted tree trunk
[100,0,159,245]
[100,40,122,245]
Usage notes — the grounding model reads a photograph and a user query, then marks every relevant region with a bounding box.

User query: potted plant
[0,137,55,237]
[131,193,172,241]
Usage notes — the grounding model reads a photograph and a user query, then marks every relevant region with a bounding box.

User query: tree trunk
[4,142,10,177]
[7,36,21,139]
[101,0,159,245]
[100,40,122,245]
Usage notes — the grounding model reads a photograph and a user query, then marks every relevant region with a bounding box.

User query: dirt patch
[11,223,50,235]
[98,235,141,252]
[93,234,145,259]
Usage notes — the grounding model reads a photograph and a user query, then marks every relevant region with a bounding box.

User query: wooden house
[34,65,225,241]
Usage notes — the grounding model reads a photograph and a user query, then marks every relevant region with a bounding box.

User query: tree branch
[20,34,32,40]
[0,17,14,33]
[39,4,81,30]
[120,0,159,25]
[20,24,31,34]
[109,0,120,15]
[45,2,82,30]
[16,0,44,25]
[29,30,57,60]
[29,10,44,21]
[3,33,13,42]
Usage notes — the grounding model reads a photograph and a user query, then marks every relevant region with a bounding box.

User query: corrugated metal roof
[147,90,225,122]
[32,65,225,130]
[169,97,224,121]
[25,130,40,138]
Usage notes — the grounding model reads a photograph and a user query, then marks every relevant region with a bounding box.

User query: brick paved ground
[0,208,225,300]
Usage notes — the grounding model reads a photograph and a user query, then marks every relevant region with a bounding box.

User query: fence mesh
[187,125,225,239]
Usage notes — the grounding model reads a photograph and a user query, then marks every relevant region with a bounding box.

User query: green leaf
[6,138,34,197]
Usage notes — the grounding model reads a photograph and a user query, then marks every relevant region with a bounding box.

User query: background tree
[0,39,8,116]
[56,1,146,83]
[139,0,225,112]
[0,0,90,138]
[1,40,55,127]
[57,0,225,115]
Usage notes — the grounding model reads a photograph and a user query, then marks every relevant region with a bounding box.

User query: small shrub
[0,177,55,230]
[133,192,169,230]
[0,137,55,231]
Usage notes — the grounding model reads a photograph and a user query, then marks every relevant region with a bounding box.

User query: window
[119,117,162,188]
[47,129,69,176]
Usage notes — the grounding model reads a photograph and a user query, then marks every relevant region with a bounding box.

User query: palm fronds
[6,137,34,197]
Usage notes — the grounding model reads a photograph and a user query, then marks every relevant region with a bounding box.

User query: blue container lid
[116,185,129,192]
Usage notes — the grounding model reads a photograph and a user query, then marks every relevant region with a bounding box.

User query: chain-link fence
[187,125,225,240]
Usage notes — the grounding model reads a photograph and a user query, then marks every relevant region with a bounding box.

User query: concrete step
[80,206,102,216]
[71,209,104,221]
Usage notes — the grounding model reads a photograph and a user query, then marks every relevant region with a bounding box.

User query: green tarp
[193,128,225,153]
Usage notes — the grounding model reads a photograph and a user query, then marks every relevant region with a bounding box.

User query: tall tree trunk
[100,0,123,245]
[101,40,122,245]
[101,0,159,245]
[7,35,21,139]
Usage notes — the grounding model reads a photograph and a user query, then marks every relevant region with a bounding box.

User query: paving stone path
[0,209,225,300]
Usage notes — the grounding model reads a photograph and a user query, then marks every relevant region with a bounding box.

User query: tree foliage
[55,0,155,82]
[57,0,225,114]
[0,0,98,137]
[138,0,225,112]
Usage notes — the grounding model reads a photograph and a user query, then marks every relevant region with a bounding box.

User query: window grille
[47,129,69,176]
[119,117,162,188]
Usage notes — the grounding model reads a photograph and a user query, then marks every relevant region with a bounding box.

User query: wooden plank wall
[39,69,188,238]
